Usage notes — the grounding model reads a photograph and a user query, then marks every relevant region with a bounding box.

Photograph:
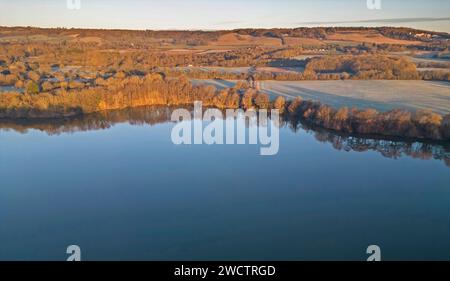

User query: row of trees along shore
[0,74,449,141]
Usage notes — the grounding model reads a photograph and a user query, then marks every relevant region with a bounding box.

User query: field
[193,79,450,114]
[326,30,423,45]
[175,66,251,74]
[210,33,283,47]
[260,80,450,114]
[191,79,239,89]
[0,86,22,93]
[175,66,304,75]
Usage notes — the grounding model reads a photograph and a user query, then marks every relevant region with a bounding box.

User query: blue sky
[0,0,449,32]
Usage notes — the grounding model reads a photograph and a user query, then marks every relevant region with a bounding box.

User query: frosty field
[259,80,450,114]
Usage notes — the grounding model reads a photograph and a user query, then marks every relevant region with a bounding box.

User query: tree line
[0,75,449,141]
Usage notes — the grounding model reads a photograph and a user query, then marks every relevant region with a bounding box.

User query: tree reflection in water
[1,106,449,167]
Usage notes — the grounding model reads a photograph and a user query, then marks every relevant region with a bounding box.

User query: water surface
[0,107,449,261]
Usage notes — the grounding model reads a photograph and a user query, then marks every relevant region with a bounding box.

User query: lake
[0,106,449,261]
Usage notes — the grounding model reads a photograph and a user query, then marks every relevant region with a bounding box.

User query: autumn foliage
[0,75,448,141]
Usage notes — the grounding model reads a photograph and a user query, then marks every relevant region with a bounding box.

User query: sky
[0,0,449,32]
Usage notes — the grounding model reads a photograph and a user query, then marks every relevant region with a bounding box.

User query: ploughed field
[193,79,450,115]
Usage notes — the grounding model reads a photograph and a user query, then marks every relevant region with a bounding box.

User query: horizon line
[0,24,448,34]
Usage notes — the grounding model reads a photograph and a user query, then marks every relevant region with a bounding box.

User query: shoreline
[1,102,449,144]
[1,104,450,146]
[1,75,449,141]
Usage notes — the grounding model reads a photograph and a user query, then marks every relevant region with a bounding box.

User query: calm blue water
[0,107,449,261]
